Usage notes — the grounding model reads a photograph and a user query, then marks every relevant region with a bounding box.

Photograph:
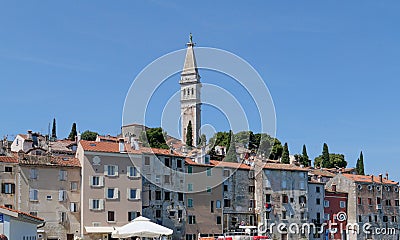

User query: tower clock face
[92,156,101,165]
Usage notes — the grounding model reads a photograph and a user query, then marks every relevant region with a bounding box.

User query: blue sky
[1,1,399,181]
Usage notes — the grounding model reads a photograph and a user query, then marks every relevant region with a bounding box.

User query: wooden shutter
[136,189,141,200]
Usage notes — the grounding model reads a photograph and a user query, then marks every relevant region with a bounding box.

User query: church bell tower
[180,34,201,146]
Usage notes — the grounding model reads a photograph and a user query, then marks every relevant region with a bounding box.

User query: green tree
[186,121,193,147]
[51,118,57,140]
[199,134,207,147]
[314,153,347,168]
[356,151,365,175]
[81,130,98,141]
[139,127,169,149]
[281,142,290,164]
[224,131,238,162]
[68,123,77,141]
[322,143,330,168]
[300,144,310,166]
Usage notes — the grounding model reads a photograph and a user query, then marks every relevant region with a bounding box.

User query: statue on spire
[189,33,193,43]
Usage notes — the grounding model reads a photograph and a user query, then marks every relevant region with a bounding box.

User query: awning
[85,226,115,233]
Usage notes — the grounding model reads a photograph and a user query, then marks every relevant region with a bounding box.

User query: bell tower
[180,34,201,146]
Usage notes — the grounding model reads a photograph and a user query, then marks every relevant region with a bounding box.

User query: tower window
[192,88,194,95]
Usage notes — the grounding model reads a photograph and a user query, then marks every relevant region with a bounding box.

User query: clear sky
[1,1,399,181]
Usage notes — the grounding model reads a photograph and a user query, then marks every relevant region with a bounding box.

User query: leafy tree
[68,123,77,141]
[51,118,57,140]
[356,151,365,175]
[208,131,231,154]
[81,130,98,141]
[300,144,310,166]
[314,153,347,168]
[199,134,207,147]
[139,127,169,149]
[234,131,256,149]
[281,142,290,164]
[186,121,193,147]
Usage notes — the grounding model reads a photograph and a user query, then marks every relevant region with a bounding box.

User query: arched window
[192,88,194,95]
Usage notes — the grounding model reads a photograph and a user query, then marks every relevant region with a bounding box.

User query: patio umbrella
[111,216,173,239]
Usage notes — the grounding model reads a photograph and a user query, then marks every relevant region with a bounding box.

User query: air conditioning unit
[102,233,109,240]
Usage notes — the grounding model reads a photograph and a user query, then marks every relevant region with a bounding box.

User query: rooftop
[342,173,398,185]
[0,206,44,222]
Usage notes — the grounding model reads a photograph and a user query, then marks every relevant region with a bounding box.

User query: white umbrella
[111,216,173,239]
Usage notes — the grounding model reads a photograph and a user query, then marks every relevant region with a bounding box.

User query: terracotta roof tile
[0,206,44,222]
[0,156,18,163]
[18,155,81,167]
[342,173,398,185]
[263,163,308,172]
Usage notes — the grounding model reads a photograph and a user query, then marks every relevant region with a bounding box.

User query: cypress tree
[301,144,309,166]
[356,151,365,175]
[322,143,330,168]
[224,131,238,162]
[68,123,77,141]
[281,142,290,164]
[186,121,193,147]
[51,118,57,140]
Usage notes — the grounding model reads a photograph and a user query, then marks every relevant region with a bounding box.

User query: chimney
[27,130,32,140]
[119,138,125,152]
[379,174,383,183]
[338,168,342,174]
[370,175,374,182]
[385,172,389,180]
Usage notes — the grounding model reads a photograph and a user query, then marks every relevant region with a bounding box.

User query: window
[188,166,193,174]
[169,211,175,217]
[340,201,346,208]
[178,192,184,201]
[70,182,78,191]
[316,186,320,193]
[282,180,287,189]
[282,211,287,220]
[188,215,196,224]
[316,198,321,205]
[282,195,288,204]
[324,200,330,208]
[106,188,118,199]
[266,194,271,203]
[210,201,214,213]
[206,168,212,176]
[59,190,66,201]
[30,168,38,179]
[89,199,104,210]
[1,183,15,194]
[164,192,170,200]
[108,211,115,222]
[377,197,381,205]
[369,215,372,222]
[224,199,231,208]
[156,210,162,218]
[59,170,67,181]
[249,199,255,208]
[60,211,66,223]
[29,189,38,201]
[70,202,78,212]
[188,183,193,192]
[47,195,53,201]
[127,166,139,177]
[30,211,38,216]
[358,215,362,222]
[105,165,118,176]
[178,210,183,218]
[392,216,397,222]
[299,181,305,190]
[368,198,372,206]
[164,175,170,184]
[249,170,255,179]
[155,175,161,183]
[395,200,399,206]
[177,159,182,168]
[128,189,140,200]
[249,186,255,193]
[128,211,140,221]
[4,204,12,209]
[188,199,193,208]
[4,166,12,172]
[266,211,270,220]
[145,156,150,165]
[325,214,330,220]
[155,191,162,200]
[375,215,378,222]
[216,200,221,209]
[358,197,362,205]
[217,216,221,224]
[90,176,104,187]
[223,169,230,177]
[223,184,228,192]
[206,187,212,193]
[164,158,171,167]
[385,199,392,206]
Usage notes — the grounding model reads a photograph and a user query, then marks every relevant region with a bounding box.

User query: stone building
[0,156,19,210]
[255,163,309,240]
[326,173,400,240]
[324,186,348,240]
[307,180,325,240]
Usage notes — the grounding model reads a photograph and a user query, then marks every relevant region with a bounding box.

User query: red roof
[342,173,398,185]
[18,156,81,167]
[0,156,18,163]
[0,206,44,222]
[263,162,308,172]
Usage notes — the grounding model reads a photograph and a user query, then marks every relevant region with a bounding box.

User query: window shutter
[127,166,131,177]
[136,189,141,200]
[11,184,15,194]
[89,176,93,186]
[136,167,140,177]
[127,188,130,200]
[89,199,93,210]
[1,183,4,194]
[104,165,108,176]
[29,189,34,200]
[59,190,64,201]
[115,165,119,176]
[114,188,119,199]
[99,176,104,186]
[64,171,68,180]
[99,199,104,210]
